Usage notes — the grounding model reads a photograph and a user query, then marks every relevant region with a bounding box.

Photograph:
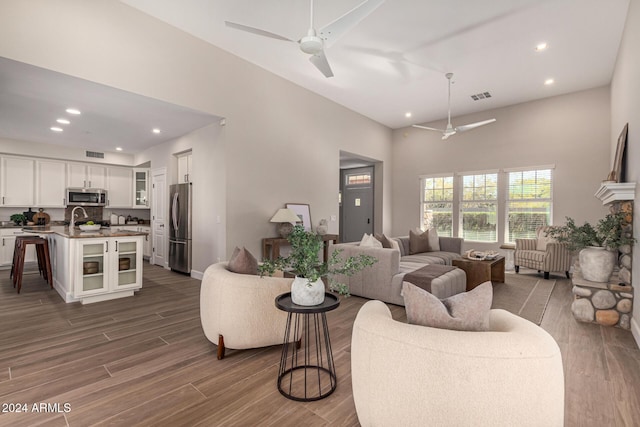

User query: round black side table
[275,292,340,401]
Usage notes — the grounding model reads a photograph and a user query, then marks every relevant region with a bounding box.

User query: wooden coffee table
[452,256,505,291]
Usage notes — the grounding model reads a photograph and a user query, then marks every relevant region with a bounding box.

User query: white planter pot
[579,246,617,282]
[291,276,325,306]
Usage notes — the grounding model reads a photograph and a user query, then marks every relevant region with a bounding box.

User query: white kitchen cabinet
[106,167,133,208]
[35,159,67,207]
[1,156,35,207]
[133,168,149,208]
[74,236,142,302]
[113,225,151,259]
[0,229,40,266]
[67,163,106,189]
[177,152,192,183]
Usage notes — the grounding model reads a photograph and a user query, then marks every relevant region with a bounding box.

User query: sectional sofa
[331,236,465,306]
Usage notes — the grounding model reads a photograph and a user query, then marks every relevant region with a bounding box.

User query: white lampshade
[270,208,301,238]
[270,208,301,224]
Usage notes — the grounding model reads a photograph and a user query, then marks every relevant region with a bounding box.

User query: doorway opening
[339,151,382,243]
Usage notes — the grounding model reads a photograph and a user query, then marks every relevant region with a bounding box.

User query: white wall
[391,86,611,251]
[611,0,640,345]
[0,0,392,263]
[136,123,226,276]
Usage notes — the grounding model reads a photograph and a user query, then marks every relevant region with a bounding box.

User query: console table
[262,234,338,262]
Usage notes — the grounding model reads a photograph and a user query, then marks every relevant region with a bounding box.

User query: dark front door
[340,166,374,242]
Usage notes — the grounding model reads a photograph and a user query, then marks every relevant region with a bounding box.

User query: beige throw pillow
[427,227,440,251]
[403,281,492,331]
[228,246,258,275]
[360,233,383,248]
[536,229,554,251]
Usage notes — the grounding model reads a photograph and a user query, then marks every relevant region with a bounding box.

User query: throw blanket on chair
[403,264,456,293]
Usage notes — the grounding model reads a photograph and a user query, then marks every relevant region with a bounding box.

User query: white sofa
[351,300,565,427]
[200,262,293,359]
[331,236,465,305]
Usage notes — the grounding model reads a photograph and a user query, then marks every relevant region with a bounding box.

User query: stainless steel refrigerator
[169,183,192,274]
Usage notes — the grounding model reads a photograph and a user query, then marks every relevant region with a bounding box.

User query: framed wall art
[286,203,312,232]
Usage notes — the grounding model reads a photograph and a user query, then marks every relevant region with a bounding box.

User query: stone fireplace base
[571,267,634,329]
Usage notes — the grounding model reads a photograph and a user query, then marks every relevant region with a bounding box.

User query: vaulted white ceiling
[0,0,630,154]
[122,0,630,129]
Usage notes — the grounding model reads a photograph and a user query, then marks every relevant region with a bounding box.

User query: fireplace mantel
[594,182,636,205]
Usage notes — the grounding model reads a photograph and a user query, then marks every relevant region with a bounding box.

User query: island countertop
[22,225,149,238]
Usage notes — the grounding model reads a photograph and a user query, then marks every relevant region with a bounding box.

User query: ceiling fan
[225,0,385,78]
[413,73,496,140]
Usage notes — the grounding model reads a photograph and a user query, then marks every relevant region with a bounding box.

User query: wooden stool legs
[11,236,53,294]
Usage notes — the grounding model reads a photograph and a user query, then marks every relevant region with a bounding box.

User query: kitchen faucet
[71,206,88,228]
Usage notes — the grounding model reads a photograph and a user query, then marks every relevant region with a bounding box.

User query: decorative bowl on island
[79,224,101,231]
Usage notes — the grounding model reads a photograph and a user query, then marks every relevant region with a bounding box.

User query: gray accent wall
[611,0,639,345]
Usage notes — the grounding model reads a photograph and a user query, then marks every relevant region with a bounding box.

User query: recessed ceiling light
[544,78,555,85]
[56,118,70,124]
[116,147,123,151]
[405,112,412,118]
[152,128,161,134]
[50,127,63,132]
[66,108,81,115]
[535,42,548,52]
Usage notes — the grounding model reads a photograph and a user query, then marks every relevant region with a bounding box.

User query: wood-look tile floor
[0,265,638,426]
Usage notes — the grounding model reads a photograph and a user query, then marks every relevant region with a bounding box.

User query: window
[460,172,498,242]
[420,175,454,237]
[506,168,553,242]
[346,173,371,185]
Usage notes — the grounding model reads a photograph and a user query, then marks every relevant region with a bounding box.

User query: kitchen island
[25,226,148,304]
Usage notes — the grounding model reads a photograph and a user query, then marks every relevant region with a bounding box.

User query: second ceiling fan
[413,73,496,140]
[225,0,384,78]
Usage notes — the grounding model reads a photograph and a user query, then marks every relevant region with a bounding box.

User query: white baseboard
[191,269,204,280]
[631,317,640,348]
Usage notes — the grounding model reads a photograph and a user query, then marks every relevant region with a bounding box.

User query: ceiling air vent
[86,150,105,159]
[470,92,492,101]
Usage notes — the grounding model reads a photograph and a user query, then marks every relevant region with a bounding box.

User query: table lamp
[270,208,301,238]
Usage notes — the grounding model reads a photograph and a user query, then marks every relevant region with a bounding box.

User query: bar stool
[11,236,53,294]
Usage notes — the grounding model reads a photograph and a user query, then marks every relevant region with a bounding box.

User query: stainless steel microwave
[66,188,108,206]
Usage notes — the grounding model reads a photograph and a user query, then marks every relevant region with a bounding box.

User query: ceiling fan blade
[455,118,497,133]
[412,124,445,132]
[225,21,295,42]
[442,133,453,140]
[319,0,385,48]
[309,51,334,78]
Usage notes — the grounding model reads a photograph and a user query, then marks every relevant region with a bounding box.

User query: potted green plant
[259,225,377,305]
[549,213,635,282]
[10,213,26,226]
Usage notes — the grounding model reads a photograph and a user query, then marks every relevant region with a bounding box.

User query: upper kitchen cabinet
[133,168,149,208]
[67,163,107,189]
[177,152,192,183]
[1,156,35,206]
[106,167,133,208]
[35,159,67,207]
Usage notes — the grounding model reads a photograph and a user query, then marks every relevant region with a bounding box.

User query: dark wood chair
[11,235,53,294]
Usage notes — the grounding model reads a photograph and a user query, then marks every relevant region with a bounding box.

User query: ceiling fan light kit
[412,73,496,140]
[225,0,385,78]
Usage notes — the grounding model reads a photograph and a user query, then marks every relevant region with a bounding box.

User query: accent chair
[514,226,572,279]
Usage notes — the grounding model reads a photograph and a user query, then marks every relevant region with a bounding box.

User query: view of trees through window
[421,176,453,237]
[420,167,552,243]
[460,173,498,242]
[506,169,552,242]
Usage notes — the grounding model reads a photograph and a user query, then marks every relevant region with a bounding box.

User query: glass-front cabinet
[75,236,143,300]
[133,168,149,208]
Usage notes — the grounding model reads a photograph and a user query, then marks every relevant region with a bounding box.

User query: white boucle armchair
[351,300,565,427]
[200,262,293,359]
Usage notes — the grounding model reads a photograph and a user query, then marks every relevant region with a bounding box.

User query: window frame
[504,165,555,244]
[419,173,455,237]
[457,169,499,243]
